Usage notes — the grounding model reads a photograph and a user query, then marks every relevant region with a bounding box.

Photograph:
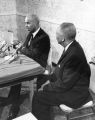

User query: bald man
[32,22,92,120]
[7,14,50,120]
[20,14,50,67]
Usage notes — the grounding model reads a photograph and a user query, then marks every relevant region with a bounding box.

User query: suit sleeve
[20,46,38,57]
[19,34,50,67]
[60,55,88,90]
[45,55,86,90]
[38,35,50,54]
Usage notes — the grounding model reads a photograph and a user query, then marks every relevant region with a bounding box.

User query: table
[0,54,44,119]
[0,54,45,87]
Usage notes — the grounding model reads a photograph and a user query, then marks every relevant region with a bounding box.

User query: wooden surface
[0,54,44,87]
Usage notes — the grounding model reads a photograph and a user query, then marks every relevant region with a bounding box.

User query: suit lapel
[23,31,33,47]
[23,28,44,47]
[58,49,66,64]
[33,28,43,39]
[58,41,76,64]
[33,29,45,44]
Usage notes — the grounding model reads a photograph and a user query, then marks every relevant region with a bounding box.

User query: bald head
[60,22,76,41]
[25,14,40,32]
[56,22,76,46]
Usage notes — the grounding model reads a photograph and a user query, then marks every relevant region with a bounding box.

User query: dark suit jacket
[44,40,92,108]
[20,28,50,67]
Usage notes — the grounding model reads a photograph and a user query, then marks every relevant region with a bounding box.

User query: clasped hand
[33,65,53,92]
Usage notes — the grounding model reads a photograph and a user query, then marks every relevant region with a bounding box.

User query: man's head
[56,22,76,47]
[25,14,40,33]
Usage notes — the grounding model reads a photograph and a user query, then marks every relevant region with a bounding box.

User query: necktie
[28,34,33,47]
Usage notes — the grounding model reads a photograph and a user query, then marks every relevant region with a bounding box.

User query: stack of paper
[13,112,37,120]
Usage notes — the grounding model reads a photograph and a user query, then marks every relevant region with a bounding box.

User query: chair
[60,100,95,120]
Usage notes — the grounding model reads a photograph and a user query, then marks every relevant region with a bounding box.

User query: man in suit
[7,14,50,120]
[32,22,92,120]
[20,14,50,68]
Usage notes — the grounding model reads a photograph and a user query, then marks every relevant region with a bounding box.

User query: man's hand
[16,46,25,54]
[38,80,50,91]
[45,64,52,74]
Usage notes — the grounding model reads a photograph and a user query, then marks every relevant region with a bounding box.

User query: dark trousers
[8,75,47,118]
[32,91,61,120]
[36,75,48,90]
[8,84,21,117]
[32,89,93,120]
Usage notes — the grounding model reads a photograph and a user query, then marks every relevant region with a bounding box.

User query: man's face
[56,27,64,45]
[25,17,36,33]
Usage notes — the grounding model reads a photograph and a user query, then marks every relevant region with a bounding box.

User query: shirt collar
[33,27,40,38]
[65,41,73,51]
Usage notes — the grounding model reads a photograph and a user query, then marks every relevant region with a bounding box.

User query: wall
[0,0,95,60]
[0,0,95,61]
[1,0,95,62]
[0,0,16,42]
[0,0,28,43]
[27,0,95,62]
[16,0,29,42]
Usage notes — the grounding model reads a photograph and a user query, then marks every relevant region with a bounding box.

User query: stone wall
[0,0,16,41]
[0,0,95,61]
[16,0,29,42]
[27,0,95,62]
[0,0,28,43]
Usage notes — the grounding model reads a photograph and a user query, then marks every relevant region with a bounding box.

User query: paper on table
[13,112,37,120]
